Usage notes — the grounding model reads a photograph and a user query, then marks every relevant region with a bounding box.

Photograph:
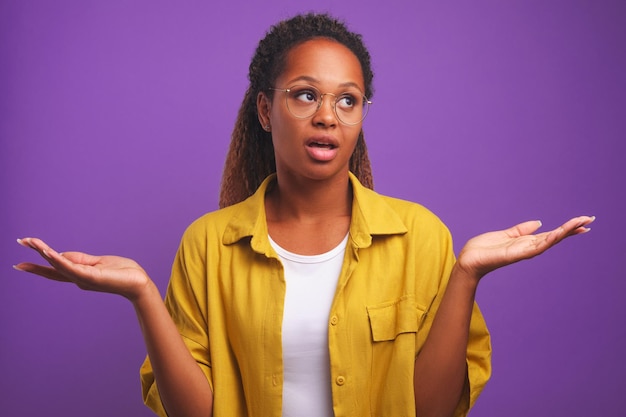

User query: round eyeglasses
[269,84,371,125]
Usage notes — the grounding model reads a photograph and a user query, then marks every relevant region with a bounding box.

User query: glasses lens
[335,92,369,125]
[285,85,320,118]
[284,85,370,125]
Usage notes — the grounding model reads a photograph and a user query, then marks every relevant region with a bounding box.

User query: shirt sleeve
[446,253,492,416]
[139,225,214,416]
[416,221,492,417]
[453,302,492,416]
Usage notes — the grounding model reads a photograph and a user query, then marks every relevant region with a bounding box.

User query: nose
[312,93,338,127]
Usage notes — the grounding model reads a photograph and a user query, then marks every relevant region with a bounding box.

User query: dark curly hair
[219,13,375,208]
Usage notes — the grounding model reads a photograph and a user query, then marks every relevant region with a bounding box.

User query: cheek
[271,112,291,132]
[346,128,362,148]
[269,96,289,123]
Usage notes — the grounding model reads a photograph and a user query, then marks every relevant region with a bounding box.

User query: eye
[336,94,358,110]
[290,87,318,104]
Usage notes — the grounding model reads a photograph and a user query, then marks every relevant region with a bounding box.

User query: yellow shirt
[140,173,491,417]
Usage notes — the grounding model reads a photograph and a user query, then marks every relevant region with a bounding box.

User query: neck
[266,172,352,223]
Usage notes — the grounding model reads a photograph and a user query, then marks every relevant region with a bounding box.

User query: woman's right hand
[15,237,151,302]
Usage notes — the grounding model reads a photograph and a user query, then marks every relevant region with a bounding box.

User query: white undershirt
[269,234,349,417]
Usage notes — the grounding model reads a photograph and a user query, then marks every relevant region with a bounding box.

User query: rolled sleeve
[139,225,213,416]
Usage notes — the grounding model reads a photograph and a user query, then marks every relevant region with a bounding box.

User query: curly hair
[219,13,375,208]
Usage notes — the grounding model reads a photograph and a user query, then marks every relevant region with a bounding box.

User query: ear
[257,92,272,131]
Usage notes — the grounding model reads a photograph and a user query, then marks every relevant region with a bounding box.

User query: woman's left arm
[413,215,595,417]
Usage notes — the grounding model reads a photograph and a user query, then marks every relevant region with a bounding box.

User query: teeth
[311,142,333,148]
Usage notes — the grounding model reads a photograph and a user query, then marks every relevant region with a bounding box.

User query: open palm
[456,216,594,280]
[15,237,150,301]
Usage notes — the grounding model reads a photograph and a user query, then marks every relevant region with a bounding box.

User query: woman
[15,13,594,417]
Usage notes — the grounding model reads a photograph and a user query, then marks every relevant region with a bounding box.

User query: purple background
[1,1,624,416]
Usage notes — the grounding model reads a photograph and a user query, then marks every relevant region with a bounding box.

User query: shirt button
[330,315,338,325]
[335,376,345,386]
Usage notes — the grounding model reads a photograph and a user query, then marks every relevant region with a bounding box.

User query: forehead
[278,38,365,89]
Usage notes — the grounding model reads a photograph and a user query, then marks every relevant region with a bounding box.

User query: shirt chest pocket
[366,295,425,342]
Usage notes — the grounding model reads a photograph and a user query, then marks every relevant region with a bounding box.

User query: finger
[24,242,92,283]
[506,220,543,238]
[537,215,595,247]
[38,245,91,277]
[558,215,596,237]
[58,251,102,266]
[17,237,72,276]
[17,238,35,249]
[575,215,595,230]
[16,238,76,282]
[18,238,91,275]
[18,237,55,258]
[18,238,102,266]
[13,262,73,283]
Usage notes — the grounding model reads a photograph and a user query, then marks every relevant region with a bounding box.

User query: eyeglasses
[269,84,371,125]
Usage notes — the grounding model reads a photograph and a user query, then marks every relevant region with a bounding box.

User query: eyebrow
[284,75,364,92]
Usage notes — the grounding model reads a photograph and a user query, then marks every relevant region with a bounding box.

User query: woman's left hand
[456,215,595,283]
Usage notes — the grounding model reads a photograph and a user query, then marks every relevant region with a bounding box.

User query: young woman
[15,13,594,417]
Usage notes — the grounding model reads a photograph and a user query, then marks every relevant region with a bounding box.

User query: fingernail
[12,265,24,271]
[17,238,36,249]
[537,220,542,227]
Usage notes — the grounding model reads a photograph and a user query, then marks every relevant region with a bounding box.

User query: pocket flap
[367,296,423,342]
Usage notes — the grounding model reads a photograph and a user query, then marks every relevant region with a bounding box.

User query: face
[257,38,366,184]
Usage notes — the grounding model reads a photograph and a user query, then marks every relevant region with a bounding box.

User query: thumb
[59,251,102,266]
[506,220,543,238]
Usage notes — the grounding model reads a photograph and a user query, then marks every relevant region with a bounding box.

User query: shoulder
[380,193,449,233]
[351,175,451,239]
[179,176,271,250]
[180,202,247,243]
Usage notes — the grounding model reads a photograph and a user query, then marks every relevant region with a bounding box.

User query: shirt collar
[222,172,408,253]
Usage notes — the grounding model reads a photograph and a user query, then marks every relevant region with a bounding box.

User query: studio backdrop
[1,1,624,416]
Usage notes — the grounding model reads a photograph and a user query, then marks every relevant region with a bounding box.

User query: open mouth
[308,141,337,149]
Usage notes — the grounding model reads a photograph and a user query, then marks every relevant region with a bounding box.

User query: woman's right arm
[15,238,213,417]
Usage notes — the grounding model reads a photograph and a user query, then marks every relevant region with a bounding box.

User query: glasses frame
[269,84,372,126]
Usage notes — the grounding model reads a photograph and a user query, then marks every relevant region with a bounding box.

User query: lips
[306,136,338,149]
[308,141,336,149]
[305,136,339,161]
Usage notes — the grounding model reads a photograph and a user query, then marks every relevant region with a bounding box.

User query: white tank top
[269,234,349,417]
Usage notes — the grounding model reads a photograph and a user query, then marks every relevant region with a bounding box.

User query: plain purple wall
[1,1,624,416]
